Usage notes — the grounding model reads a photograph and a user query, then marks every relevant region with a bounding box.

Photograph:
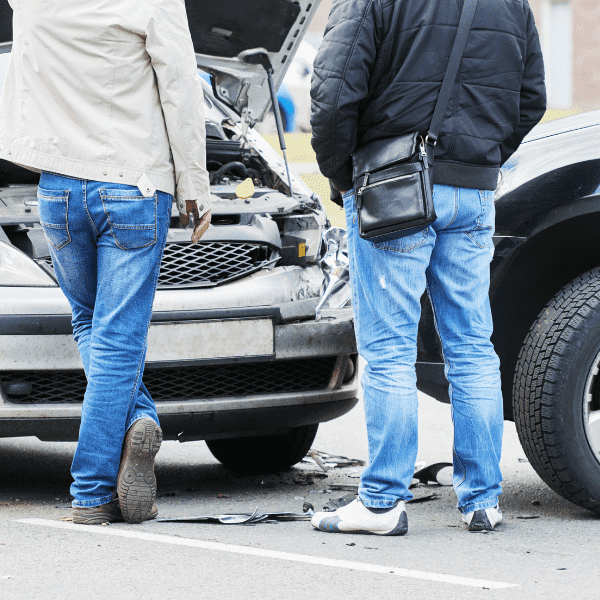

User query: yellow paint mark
[298,243,306,258]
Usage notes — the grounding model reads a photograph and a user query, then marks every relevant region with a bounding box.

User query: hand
[179,200,211,243]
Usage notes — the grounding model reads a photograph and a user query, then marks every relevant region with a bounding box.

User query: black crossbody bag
[352,0,478,241]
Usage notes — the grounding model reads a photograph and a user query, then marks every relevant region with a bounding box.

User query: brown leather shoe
[73,498,122,525]
[117,418,162,524]
[73,499,158,525]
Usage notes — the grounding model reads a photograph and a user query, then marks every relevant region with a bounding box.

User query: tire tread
[513,268,600,513]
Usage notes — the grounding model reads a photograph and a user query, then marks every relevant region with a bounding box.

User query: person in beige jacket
[0,0,211,524]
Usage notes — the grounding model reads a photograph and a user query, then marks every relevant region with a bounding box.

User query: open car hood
[0,0,320,125]
[192,0,320,124]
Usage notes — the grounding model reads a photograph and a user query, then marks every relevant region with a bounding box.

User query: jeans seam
[460,500,499,514]
[359,493,406,508]
[125,197,170,417]
[426,275,467,489]
[439,187,459,231]
[82,180,99,238]
[466,231,492,249]
[43,171,82,182]
[39,191,72,250]
[72,492,115,508]
[126,413,159,432]
[374,229,428,253]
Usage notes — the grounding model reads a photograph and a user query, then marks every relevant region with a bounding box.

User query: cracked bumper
[0,305,358,440]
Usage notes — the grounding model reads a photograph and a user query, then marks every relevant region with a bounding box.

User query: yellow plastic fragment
[298,242,306,258]
[235,177,255,199]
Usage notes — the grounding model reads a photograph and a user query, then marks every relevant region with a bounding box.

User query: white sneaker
[462,506,502,531]
[311,498,408,536]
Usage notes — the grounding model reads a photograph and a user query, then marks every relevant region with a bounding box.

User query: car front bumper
[0,296,358,439]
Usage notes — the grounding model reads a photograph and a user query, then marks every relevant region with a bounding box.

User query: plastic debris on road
[412,462,453,487]
[155,505,314,525]
[293,472,328,485]
[323,493,356,512]
[301,450,365,472]
[329,484,359,492]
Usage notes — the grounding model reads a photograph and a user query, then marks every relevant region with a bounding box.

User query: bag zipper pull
[420,139,430,169]
[357,173,369,196]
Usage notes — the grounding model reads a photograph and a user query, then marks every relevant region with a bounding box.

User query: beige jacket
[0,0,210,216]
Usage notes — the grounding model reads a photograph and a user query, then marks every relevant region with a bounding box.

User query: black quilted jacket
[310,0,546,204]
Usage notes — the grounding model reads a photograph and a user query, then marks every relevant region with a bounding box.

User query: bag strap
[427,0,479,145]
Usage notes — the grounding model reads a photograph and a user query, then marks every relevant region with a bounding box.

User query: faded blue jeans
[37,172,171,507]
[343,184,503,515]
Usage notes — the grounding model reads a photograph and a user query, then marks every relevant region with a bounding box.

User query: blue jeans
[344,184,503,514]
[37,172,172,507]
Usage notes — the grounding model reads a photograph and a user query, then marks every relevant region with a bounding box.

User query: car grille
[0,357,338,404]
[35,241,276,288]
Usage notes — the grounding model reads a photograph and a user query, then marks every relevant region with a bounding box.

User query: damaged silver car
[0,0,358,474]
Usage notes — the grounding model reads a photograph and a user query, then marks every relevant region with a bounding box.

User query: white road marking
[18,518,518,589]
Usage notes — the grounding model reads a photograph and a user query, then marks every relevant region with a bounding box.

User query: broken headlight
[0,240,57,287]
[277,211,327,267]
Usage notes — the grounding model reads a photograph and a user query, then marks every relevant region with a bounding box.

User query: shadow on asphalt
[0,437,597,523]
[0,437,313,501]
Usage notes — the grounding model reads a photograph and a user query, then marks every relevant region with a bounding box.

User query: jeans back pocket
[470,190,496,249]
[37,188,71,250]
[100,189,157,250]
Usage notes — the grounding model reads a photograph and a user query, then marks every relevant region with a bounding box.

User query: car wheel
[206,424,318,474]
[513,267,600,514]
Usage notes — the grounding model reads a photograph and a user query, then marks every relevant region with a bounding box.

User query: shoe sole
[314,511,408,536]
[117,419,162,524]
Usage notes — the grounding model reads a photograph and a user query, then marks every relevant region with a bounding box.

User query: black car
[417,111,600,513]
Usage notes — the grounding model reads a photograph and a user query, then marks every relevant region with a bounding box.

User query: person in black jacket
[310,0,545,535]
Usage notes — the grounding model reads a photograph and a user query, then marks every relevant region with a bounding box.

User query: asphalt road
[1,378,599,600]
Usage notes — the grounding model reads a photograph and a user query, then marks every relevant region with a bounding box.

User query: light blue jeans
[37,172,171,507]
[343,184,503,514]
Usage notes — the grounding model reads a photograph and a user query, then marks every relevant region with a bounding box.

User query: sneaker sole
[314,511,408,536]
[117,419,162,524]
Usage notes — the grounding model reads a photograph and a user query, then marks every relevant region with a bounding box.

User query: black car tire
[206,423,318,474]
[513,267,600,514]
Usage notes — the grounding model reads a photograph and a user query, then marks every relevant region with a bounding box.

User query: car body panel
[495,112,600,238]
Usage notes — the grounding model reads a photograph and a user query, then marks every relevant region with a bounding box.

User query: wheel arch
[491,211,600,420]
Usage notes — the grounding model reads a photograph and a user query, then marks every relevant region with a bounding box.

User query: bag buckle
[425,134,437,146]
